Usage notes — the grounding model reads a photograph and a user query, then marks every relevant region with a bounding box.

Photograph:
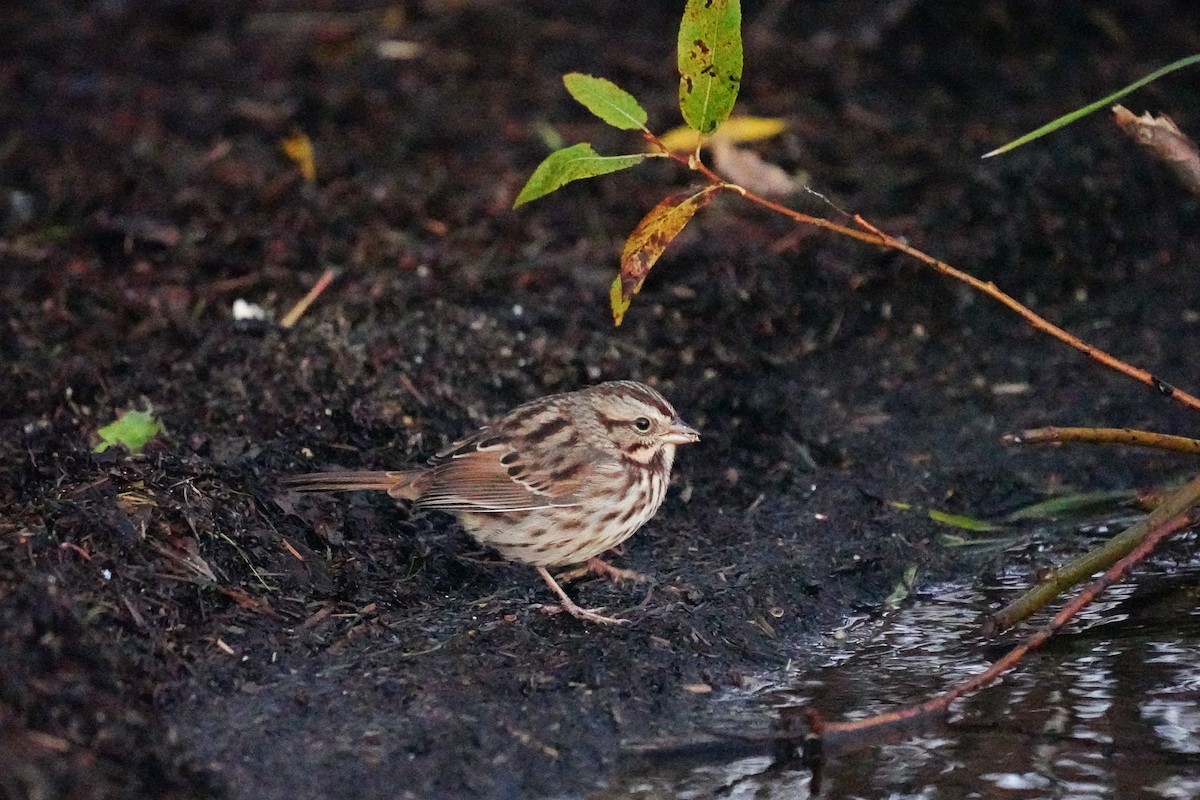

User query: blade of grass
[983,54,1200,158]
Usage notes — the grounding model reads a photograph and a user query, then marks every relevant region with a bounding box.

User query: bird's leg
[535,566,630,626]
[555,557,648,585]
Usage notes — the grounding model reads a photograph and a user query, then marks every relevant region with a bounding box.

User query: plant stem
[1007,426,1200,456]
[650,135,1200,413]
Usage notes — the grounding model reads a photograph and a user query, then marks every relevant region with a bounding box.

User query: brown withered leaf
[611,185,720,325]
[1113,104,1200,196]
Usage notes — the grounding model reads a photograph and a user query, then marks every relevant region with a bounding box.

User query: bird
[280,380,699,624]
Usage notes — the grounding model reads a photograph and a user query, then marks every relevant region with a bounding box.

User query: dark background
[2,2,1199,798]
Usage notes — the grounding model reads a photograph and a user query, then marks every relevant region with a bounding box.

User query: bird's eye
[633,417,652,433]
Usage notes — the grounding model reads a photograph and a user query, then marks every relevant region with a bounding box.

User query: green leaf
[563,73,648,131]
[1003,490,1136,522]
[983,53,1200,158]
[94,410,164,454]
[677,0,743,135]
[612,185,721,325]
[928,508,1006,533]
[513,143,647,207]
[884,564,919,608]
[938,533,1015,549]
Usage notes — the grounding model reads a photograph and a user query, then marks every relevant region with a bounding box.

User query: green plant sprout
[94,409,163,454]
[515,0,744,325]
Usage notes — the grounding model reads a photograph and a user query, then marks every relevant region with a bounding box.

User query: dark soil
[4,2,1200,798]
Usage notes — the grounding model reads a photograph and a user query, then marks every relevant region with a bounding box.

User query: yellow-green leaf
[656,116,787,153]
[563,73,648,131]
[94,410,164,454]
[717,115,786,143]
[514,143,647,207]
[678,0,743,135]
[609,276,632,326]
[884,564,919,608]
[928,508,1006,533]
[657,125,706,153]
[612,185,721,325]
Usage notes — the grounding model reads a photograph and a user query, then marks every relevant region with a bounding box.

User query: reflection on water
[610,560,1200,799]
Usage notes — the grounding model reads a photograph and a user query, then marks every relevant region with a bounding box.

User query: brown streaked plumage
[280,380,699,625]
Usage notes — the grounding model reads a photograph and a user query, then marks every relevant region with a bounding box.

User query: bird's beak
[663,419,700,445]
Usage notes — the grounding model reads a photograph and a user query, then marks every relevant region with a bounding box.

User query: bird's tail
[278,470,424,501]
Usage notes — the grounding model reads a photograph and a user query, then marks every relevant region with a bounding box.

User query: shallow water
[606,552,1200,799]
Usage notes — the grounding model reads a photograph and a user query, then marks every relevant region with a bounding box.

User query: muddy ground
[3,2,1200,798]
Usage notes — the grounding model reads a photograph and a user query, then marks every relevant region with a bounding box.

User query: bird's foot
[536,566,631,625]
[555,557,648,585]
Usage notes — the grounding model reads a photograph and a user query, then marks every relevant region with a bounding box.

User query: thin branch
[1006,426,1200,457]
[649,135,1200,414]
[281,267,338,328]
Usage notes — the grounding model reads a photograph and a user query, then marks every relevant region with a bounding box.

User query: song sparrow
[280,380,699,625]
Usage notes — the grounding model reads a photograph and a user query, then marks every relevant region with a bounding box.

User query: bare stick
[1006,426,1200,457]
[280,268,337,328]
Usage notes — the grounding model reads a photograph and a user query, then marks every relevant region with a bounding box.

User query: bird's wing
[418,426,590,513]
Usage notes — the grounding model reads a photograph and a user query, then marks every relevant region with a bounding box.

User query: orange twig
[280,267,337,328]
[217,586,284,620]
[1006,426,1200,457]
[58,541,93,561]
[281,536,306,561]
[649,134,1200,414]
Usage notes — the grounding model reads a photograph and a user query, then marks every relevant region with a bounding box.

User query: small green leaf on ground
[513,143,647,207]
[678,0,743,135]
[94,410,164,454]
[612,185,721,324]
[563,73,648,131]
[928,508,1006,533]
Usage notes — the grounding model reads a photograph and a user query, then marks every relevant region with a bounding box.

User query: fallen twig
[803,493,1197,749]
[987,473,1200,632]
[280,267,337,328]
